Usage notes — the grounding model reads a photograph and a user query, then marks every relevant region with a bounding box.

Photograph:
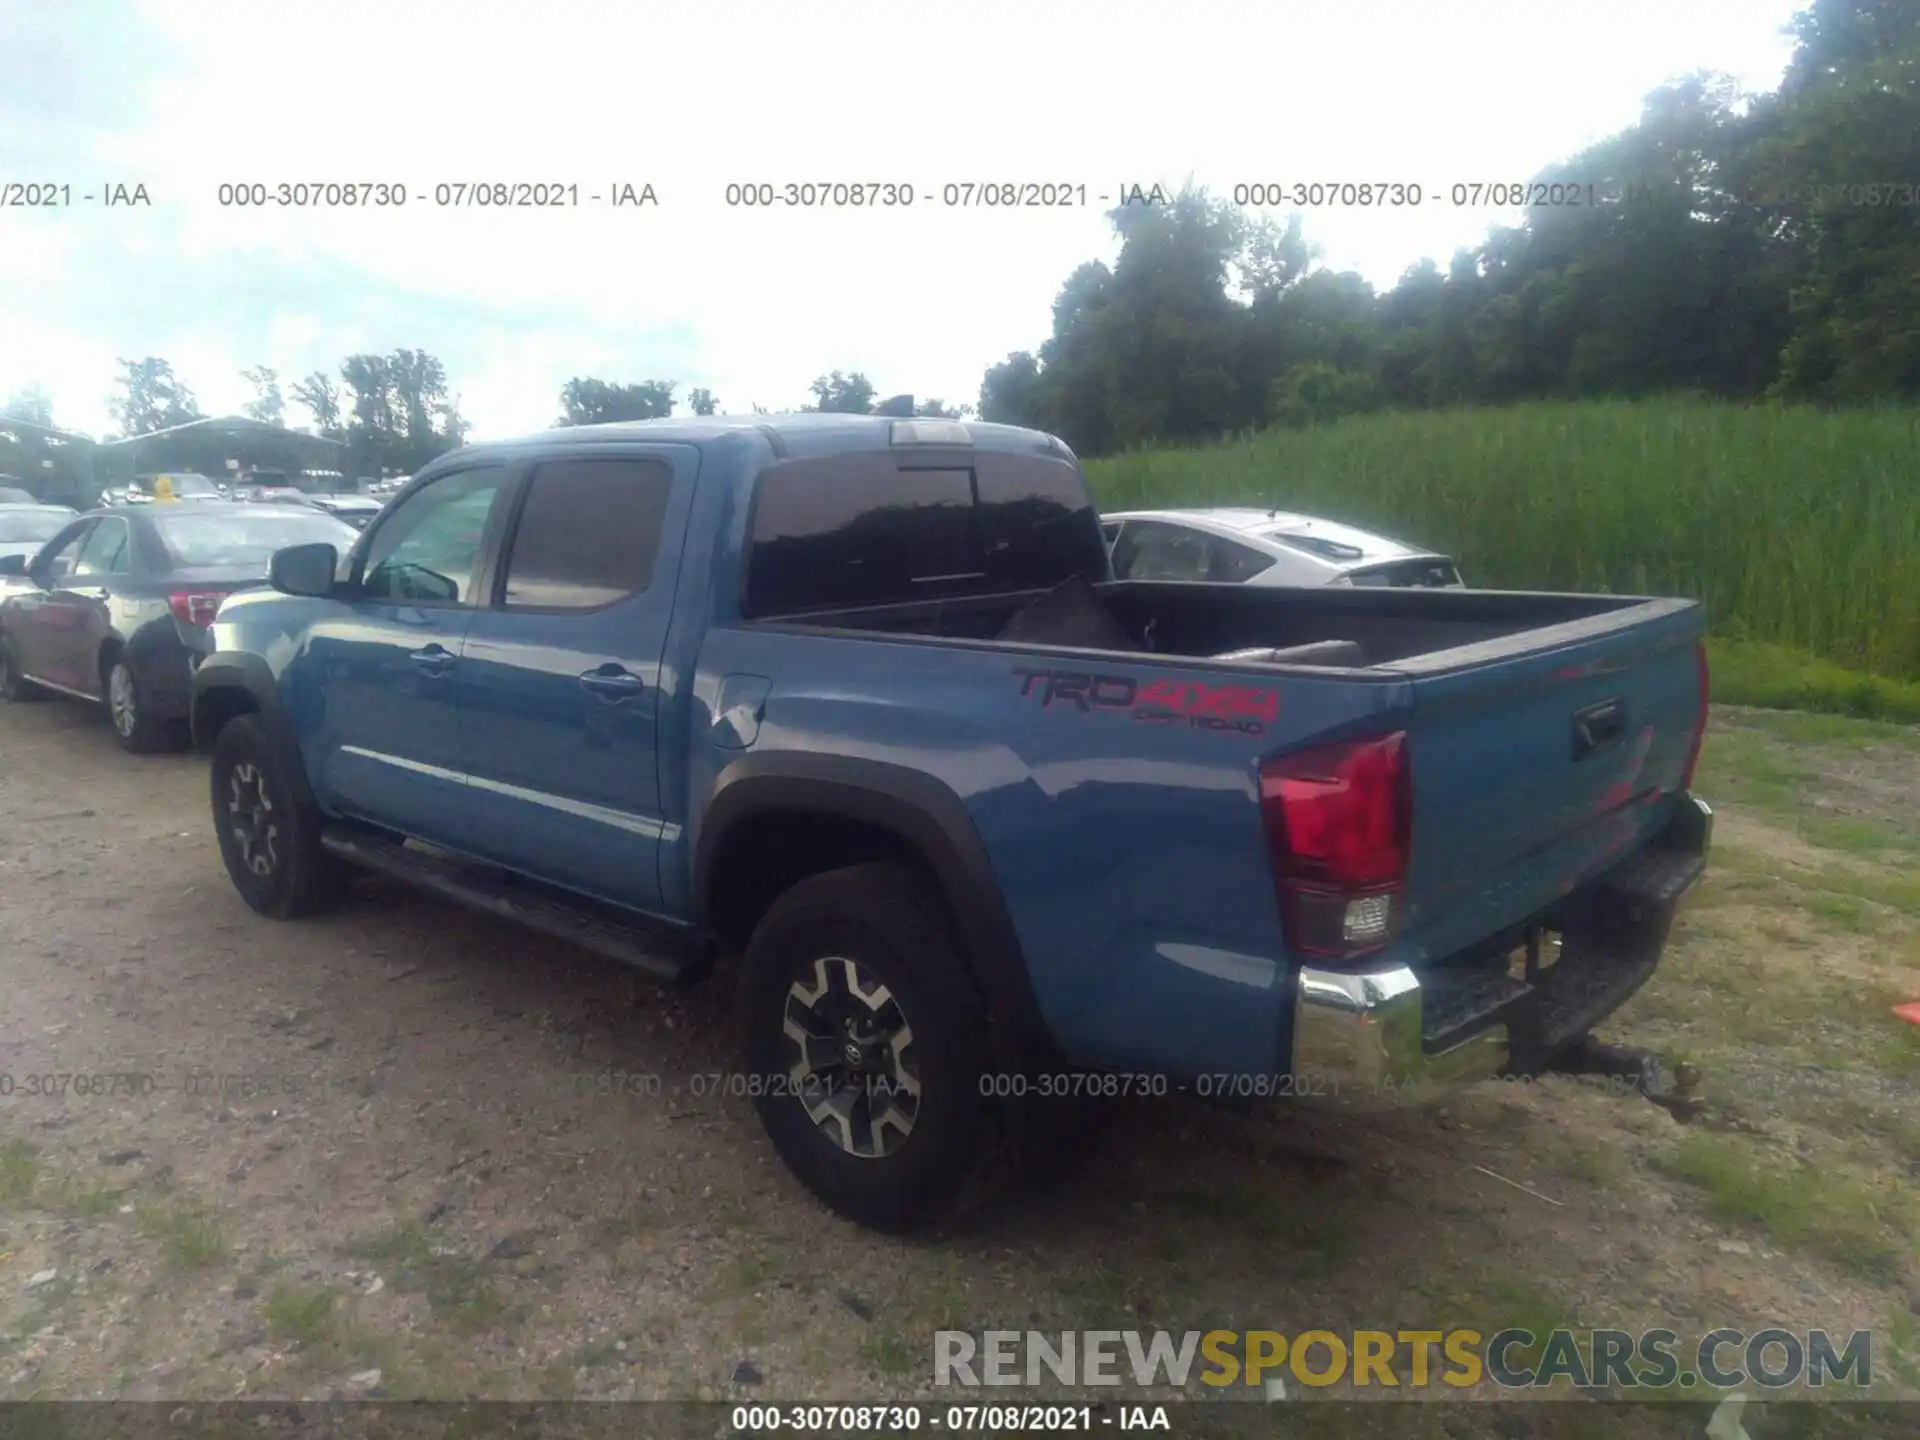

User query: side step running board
[320,825,708,984]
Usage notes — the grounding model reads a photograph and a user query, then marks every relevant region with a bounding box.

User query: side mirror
[269,542,339,598]
[0,554,26,577]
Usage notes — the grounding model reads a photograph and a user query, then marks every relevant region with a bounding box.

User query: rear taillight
[1678,640,1710,791]
[169,591,227,627]
[1259,731,1410,959]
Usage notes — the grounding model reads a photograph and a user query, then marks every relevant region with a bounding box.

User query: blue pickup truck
[189,414,1712,1231]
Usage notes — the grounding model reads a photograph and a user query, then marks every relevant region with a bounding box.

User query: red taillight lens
[1678,641,1709,791]
[169,591,227,627]
[1260,732,1410,958]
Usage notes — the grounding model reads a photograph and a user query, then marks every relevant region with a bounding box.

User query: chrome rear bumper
[1289,795,1713,1098]
[1291,965,1508,1097]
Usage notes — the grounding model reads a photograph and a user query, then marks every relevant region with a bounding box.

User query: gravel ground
[0,695,1912,1422]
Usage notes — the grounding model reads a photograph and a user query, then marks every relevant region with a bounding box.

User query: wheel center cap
[842,1038,864,1066]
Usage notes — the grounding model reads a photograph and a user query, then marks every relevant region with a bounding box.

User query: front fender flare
[190,650,318,809]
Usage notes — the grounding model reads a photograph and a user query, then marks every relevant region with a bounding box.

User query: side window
[74,519,131,577]
[1122,522,1210,581]
[501,457,673,609]
[360,467,507,605]
[1206,536,1275,583]
[34,524,92,582]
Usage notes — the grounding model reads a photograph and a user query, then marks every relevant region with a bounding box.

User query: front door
[288,464,513,847]
[454,447,695,913]
[41,516,132,697]
[10,521,96,692]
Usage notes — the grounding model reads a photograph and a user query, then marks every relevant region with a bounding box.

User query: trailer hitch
[1529,1034,1704,1122]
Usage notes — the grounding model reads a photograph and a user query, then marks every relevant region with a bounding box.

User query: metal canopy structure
[93,415,346,493]
[0,417,99,507]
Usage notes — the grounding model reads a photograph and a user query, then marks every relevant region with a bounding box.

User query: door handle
[579,666,645,700]
[410,645,456,675]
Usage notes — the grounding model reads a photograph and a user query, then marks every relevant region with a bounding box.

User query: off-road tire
[209,713,348,918]
[739,862,1009,1233]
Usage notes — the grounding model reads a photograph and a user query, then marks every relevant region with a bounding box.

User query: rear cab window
[742,448,1106,616]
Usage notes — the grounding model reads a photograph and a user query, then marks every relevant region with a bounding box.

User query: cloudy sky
[2,0,1803,441]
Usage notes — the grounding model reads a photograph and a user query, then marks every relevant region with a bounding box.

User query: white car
[1100,507,1465,588]
[0,503,79,566]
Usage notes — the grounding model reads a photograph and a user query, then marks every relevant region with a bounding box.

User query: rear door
[1399,605,1706,959]
[42,516,132,695]
[453,446,697,913]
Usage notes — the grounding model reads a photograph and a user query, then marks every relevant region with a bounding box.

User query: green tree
[291,372,344,437]
[978,352,1045,428]
[240,366,285,426]
[1,385,54,428]
[686,387,720,416]
[107,358,201,438]
[557,377,677,424]
[805,371,876,413]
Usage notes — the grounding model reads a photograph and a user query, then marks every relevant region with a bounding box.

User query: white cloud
[6,0,1801,438]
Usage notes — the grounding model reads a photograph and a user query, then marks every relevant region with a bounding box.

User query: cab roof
[445,413,1070,464]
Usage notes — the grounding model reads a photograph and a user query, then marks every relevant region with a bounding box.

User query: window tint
[1114,522,1210,581]
[74,519,131,576]
[745,455,977,615]
[743,451,1106,616]
[361,467,506,605]
[502,458,673,609]
[974,453,1107,591]
[1206,536,1276,583]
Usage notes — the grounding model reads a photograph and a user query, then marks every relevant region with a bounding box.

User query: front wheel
[738,862,1008,1232]
[209,713,348,918]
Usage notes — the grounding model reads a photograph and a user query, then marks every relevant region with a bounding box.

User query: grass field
[1083,399,1920,716]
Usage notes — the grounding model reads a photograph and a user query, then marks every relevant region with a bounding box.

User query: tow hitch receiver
[1524,1034,1704,1123]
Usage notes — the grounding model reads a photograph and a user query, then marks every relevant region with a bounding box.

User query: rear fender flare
[695,753,1059,1072]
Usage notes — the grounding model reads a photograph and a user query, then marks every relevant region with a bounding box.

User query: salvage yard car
[1102,506,1466,588]
[0,503,358,752]
[0,504,78,565]
[188,414,1712,1232]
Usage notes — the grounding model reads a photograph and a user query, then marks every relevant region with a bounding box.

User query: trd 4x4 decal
[1013,667,1276,736]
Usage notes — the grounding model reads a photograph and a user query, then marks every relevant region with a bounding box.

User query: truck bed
[750,577,1692,674]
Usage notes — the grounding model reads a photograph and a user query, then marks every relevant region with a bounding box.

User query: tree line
[1,361,970,484]
[980,0,1920,454]
[4,2,1910,469]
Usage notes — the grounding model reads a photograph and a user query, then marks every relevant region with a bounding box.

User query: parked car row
[0,501,360,751]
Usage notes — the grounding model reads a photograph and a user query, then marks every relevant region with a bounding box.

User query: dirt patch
[0,699,1915,1409]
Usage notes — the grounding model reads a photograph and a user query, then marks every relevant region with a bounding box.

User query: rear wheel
[105,655,179,754]
[209,713,348,918]
[739,862,1008,1232]
[0,634,43,701]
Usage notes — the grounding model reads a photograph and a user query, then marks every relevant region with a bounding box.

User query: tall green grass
[1084,399,1920,682]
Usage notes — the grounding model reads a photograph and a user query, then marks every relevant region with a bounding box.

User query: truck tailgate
[1396,599,1706,961]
